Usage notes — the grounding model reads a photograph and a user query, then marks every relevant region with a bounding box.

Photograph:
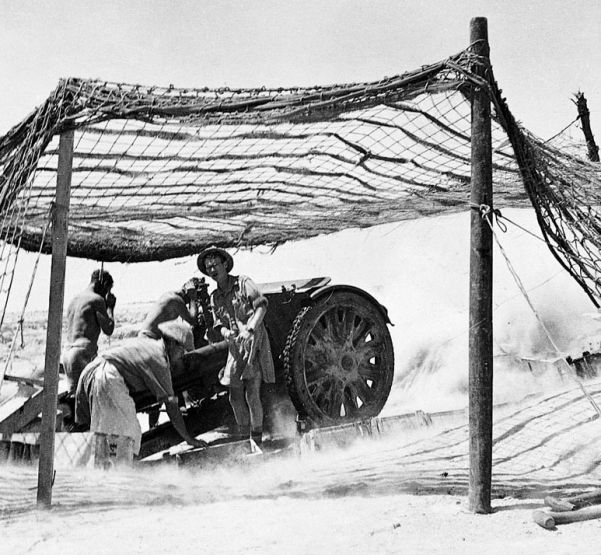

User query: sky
[2,1,601,360]
[1,1,600,139]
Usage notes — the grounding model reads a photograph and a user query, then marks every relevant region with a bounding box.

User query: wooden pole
[533,505,601,529]
[574,92,599,162]
[37,129,74,508]
[468,17,493,514]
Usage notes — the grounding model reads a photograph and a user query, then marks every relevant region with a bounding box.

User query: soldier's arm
[172,297,197,328]
[247,305,267,332]
[164,396,207,448]
[94,296,115,336]
[242,276,268,331]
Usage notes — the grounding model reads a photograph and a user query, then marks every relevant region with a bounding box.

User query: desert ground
[2,212,601,553]
[1,416,601,554]
[2,307,601,554]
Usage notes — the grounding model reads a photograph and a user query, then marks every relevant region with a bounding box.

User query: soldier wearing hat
[197,246,275,444]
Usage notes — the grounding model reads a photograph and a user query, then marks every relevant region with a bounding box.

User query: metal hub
[340,353,355,373]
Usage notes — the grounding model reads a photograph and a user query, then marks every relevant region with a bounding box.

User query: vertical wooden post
[468,17,493,514]
[37,129,74,508]
[574,92,600,162]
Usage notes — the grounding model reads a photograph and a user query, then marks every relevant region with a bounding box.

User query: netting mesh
[3,41,601,512]
[0,45,597,324]
[300,378,601,495]
[490,87,601,308]
[1,44,599,310]
[0,48,527,266]
[0,46,599,328]
[0,44,599,314]
[3,381,600,492]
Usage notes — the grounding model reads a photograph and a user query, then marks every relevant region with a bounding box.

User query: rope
[0,209,52,391]
[486,210,601,283]
[543,116,580,144]
[478,204,601,418]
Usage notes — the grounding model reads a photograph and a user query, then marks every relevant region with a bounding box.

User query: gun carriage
[136,277,394,458]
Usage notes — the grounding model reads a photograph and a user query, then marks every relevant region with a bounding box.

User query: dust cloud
[3,208,601,552]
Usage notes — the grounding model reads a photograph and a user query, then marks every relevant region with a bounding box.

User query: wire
[479,204,601,417]
[0,209,52,391]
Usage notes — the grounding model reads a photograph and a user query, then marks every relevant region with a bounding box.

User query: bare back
[66,288,113,347]
[139,291,196,337]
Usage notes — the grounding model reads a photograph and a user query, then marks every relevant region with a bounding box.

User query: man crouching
[74,321,207,464]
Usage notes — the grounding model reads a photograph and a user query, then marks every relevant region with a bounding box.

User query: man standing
[75,327,207,461]
[197,246,275,444]
[62,269,116,394]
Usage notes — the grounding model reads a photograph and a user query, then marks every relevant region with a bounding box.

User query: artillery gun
[0,277,394,462]
[136,277,394,458]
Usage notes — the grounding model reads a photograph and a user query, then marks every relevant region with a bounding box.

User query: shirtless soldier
[138,278,200,426]
[138,278,199,346]
[62,269,116,394]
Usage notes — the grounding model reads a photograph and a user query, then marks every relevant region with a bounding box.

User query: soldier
[62,269,116,394]
[138,278,200,346]
[197,246,275,444]
[138,279,200,427]
[75,325,207,462]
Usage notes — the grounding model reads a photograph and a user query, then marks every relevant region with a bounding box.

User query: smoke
[7,207,601,419]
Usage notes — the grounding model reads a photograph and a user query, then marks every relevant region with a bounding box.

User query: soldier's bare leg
[229,385,250,438]
[245,375,263,443]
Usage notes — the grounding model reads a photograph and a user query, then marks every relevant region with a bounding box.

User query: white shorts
[88,359,142,455]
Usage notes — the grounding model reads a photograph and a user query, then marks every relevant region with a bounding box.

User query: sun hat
[197,246,234,275]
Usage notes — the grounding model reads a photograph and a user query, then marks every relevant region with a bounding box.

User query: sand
[1,469,600,554]
[3,211,601,553]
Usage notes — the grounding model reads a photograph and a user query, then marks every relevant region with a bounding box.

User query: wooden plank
[544,489,601,512]
[0,388,43,435]
[3,374,45,387]
[0,381,69,435]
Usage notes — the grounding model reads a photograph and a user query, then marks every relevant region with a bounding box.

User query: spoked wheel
[284,290,394,426]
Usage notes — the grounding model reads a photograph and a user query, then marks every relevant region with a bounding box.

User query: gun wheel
[284,290,394,426]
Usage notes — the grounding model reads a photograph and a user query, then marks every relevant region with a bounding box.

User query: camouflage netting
[0,44,601,304]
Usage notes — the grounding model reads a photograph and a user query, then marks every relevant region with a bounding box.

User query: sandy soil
[2,393,601,555]
[1,469,600,554]
[2,272,601,553]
